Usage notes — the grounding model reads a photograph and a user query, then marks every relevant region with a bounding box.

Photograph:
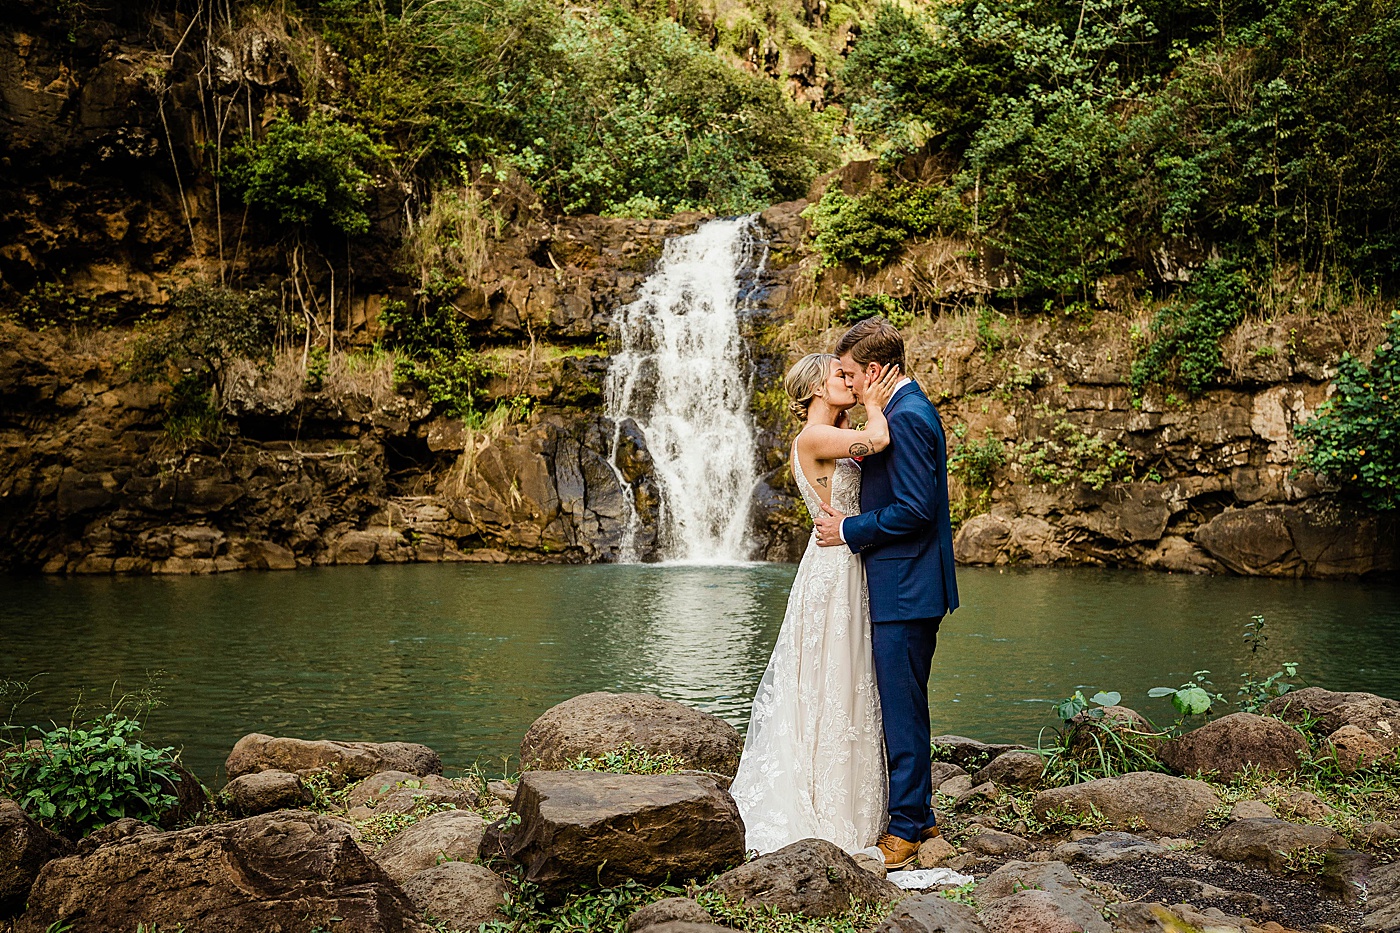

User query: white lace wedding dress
[729,450,888,854]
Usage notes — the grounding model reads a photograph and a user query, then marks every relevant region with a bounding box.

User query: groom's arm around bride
[815,316,959,859]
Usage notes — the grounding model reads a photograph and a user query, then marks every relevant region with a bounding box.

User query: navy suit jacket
[842,381,960,623]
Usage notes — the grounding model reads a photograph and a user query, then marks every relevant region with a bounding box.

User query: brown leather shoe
[919,825,942,841]
[877,832,920,870]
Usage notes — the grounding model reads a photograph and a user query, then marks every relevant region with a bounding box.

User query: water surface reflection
[1,564,1396,781]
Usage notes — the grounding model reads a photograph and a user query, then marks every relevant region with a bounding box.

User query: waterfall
[604,216,765,564]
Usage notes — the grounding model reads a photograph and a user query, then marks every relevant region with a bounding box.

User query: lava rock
[930,736,1028,770]
[226,733,441,784]
[220,769,311,816]
[1265,687,1400,748]
[625,897,715,933]
[0,798,71,916]
[1327,725,1393,772]
[1159,713,1308,779]
[929,762,968,790]
[873,892,988,933]
[1051,831,1165,866]
[1032,772,1220,835]
[1229,800,1274,820]
[974,860,1109,933]
[971,752,1044,789]
[505,770,744,896]
[15,811,424,933]
[374,810,486,883]
[1204,818,1346,873]
[706,838,900,917]
[399,861,509,927]
[520,693,743,775]
[965,829,1031,857]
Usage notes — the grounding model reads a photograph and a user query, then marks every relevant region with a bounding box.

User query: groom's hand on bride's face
[815,502,846,547]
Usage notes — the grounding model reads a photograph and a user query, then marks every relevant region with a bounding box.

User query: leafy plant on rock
[1294,310,1400,511]
[1237,615,1303,713]
[1131,262,1251,397]
[1036,690,1167,785]
[1149,670,1224,725]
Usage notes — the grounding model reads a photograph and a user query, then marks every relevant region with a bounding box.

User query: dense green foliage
[804,183,964,269]
[288,1,833,217]
[1295,311,1400,510]
[379,299,497,420]
[129,286,282,403]
[1,692,184,837]
[1130,262,1250,396]
[227,112,376,234]
[841,0,1400,293]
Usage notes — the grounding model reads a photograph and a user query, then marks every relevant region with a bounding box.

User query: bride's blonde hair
[783,353,838,422]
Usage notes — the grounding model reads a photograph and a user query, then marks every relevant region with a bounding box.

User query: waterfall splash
[604,216,765,564]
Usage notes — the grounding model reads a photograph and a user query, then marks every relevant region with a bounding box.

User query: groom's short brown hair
[835,317,905,370]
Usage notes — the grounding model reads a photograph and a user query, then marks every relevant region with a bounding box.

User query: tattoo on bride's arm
[848,442,871,457]
[816,476,829,488]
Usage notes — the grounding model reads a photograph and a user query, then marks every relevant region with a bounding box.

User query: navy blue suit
[841,380,959,841]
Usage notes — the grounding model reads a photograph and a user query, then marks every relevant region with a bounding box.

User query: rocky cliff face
[0,4,1392,579]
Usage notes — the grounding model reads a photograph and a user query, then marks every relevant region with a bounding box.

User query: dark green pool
[2,564,1397,782]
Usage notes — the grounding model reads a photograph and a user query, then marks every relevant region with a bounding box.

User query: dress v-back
[728,446,887,854]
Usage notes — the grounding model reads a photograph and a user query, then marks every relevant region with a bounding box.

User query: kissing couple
[729,316,960,870]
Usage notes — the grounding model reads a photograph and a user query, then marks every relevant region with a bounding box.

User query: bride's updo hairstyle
[784,353,838,422]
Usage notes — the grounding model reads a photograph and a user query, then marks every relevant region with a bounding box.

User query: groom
[815,317,959,869]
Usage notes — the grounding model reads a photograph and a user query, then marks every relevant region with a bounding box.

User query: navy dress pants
[871,617,941,842]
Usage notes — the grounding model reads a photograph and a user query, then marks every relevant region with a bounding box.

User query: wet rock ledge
[4,686,1400,932]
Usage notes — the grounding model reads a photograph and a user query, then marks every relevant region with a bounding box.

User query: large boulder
[373,810,486,883]
[520,693,743,775]
[226,734,442,784]
[0,798,71,916]
[873,892,988,933]
[1363,862,1400,932]
[1066,706,1161,757]
[705,838,900,917]
[1265,687,1400,748]
[15,811,426,933]
[1158,713,1308,779]
[399,861,508,927]
[1326,725,1393,772]
[504,770,744,895]
[1204,818,1346,874]
[220,769,311,816]
[1032,772,1220,835]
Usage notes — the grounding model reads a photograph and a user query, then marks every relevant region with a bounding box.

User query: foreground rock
[520,693,743,775]
[1326,725,1393,772]
[1159,713,1308,779]
[1033,771,1220,834]
[226,734,442,783]
[625,897,715,933]
[220,769,312,816]
[374,810,487,883]
[1113,901,1289,933]
[347,772,480,817]
[399,861,508,927]
[706,838,900,917]
[874,892,988,933]
[974,861,1110,933]
[0,798,71,916]
[1052,831,1166,865]
[16,811,425,933]
[1205,818,1346,873]
[504,770,743,895]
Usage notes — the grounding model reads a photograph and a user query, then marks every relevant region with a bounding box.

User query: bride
[729,353,902,854]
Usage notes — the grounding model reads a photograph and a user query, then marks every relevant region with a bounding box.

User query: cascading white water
[604,217,765,563]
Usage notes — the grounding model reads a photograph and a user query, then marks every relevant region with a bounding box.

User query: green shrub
[129,285,282,413]
[1016,420,1134,490]
[163,375,224,442]
[1130,262,1251,396]
[805,182,966,269]
[1294,310,1400,510]
[227,112,377,235]
[2,707,183,837]
[843,294,913,328]
[380,297,497,420]
[950,434,1005,488]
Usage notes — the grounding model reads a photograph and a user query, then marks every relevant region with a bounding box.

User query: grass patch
[563,744,689,775]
